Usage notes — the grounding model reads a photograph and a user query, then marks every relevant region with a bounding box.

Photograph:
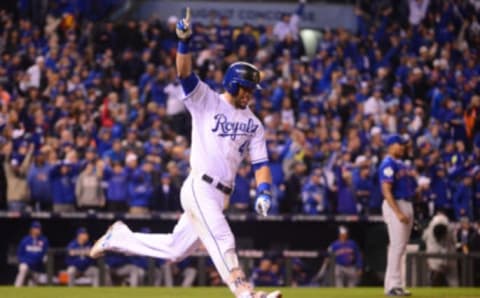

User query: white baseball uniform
[101,77,268,288]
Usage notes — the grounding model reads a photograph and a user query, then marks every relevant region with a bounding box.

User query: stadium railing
[42,248,333,287]
[406,252,480,287]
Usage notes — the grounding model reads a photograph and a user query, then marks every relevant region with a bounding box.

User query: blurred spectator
[27,148,52,211]
[103,161,130,212]
[453,174,474,220]
[336,168,358,215]
[281,161,307,213]
[49,156,82,213]
[302,168,328,214]
[408,0,430,25]
[422,212,458,286]
[229,163,252,214]
[352,157,374,215]
[327,226,362,288]
[152,173,181,212]
[128,160,154,214]
[75,160,106,211]
[273,0,306,41]
[3,141,34,212]
[14,221,49,287]
[456,217,477,255]
[65,228,99,287]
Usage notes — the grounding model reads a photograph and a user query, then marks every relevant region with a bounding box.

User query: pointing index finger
[185,7,191,22]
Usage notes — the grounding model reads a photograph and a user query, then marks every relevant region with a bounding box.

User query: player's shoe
[254,290,282,298]
[386,288,412,296]
[89,221,125,258]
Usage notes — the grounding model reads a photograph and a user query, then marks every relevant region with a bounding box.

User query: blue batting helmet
[223,62,262,95]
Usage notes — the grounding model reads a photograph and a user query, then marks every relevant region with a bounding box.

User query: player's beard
[234,96,249,109]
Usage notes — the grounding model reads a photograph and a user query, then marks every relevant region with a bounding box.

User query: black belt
[201,174,232,195]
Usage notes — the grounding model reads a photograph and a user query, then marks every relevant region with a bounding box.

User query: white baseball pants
[105,175,236,285]
[382,200,413,293]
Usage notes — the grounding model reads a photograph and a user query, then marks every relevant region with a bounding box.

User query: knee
[67,266,76,275]
[18,263,29,273]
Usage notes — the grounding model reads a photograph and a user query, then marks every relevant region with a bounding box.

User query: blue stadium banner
[134,1,356,30]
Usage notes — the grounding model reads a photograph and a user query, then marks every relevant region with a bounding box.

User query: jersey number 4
[238,140,250,155]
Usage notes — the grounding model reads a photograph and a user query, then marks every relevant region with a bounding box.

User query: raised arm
[176,7,193,79]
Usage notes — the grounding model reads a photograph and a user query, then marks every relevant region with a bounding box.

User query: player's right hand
[255,194,271,217]
[176,7,192,41]
[396,211,409,224]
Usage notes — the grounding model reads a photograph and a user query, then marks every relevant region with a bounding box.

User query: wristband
[178,40,190,54]
[257,182,272,196]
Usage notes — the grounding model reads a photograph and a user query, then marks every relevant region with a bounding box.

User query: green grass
[0,287,478,298]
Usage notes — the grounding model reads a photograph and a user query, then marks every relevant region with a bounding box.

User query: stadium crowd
[0,0,478,224]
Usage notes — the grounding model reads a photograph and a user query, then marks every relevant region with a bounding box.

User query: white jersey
[183,79,268,186]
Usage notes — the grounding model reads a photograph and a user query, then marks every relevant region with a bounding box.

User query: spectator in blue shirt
[128,161,154,214]
[229,163,252,214]
[49,157,82,213]
[302,168,328,214]
[453,174,474,220]
[27,149,52,211]
[104,161,130,212]
[14,221,49,287]
[65,227,99,287]
[327,226,362,287]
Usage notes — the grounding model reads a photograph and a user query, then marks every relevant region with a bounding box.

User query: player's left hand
[255,194,271,217]
[176,7,192,41]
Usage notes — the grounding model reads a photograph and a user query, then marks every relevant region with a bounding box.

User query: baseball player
[379,135,415,296]
[65,227,99,287]
[14,221,49,287]
[90,8,281,298]
[327,226,362,288]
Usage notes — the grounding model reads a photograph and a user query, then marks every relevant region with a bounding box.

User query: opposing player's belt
[201,174,233,195]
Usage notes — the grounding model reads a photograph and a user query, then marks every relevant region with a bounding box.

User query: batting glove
[176,7,192,41]
[255,194,271,217]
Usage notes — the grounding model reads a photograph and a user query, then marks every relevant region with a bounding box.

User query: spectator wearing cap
[65,227,99,287]
[75,159,106,211]
[337,167,358,215]
[102,139,125,165]
[49,155,82,213]
[3,141,34,212]
[326,226,362,287]
[128,160,154,215]
[302,168,329,215]
[415,176,434,222]
[27,147,52,211]
[453,172,474,220]
[103,161,130,212]
[14,221,49,287]
[353,156,374,215]
[229,163,253,214]
[430,164,453,219]
[25,56,46,90]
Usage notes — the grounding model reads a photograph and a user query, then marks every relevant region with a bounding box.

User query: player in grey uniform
[90,8,281,298]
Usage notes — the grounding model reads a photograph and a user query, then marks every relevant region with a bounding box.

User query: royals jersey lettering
[183,79,268,185]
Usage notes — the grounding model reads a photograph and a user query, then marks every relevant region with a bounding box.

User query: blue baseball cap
[76,227,87,235]
[31,221,42,229]
[386,134,407,147]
